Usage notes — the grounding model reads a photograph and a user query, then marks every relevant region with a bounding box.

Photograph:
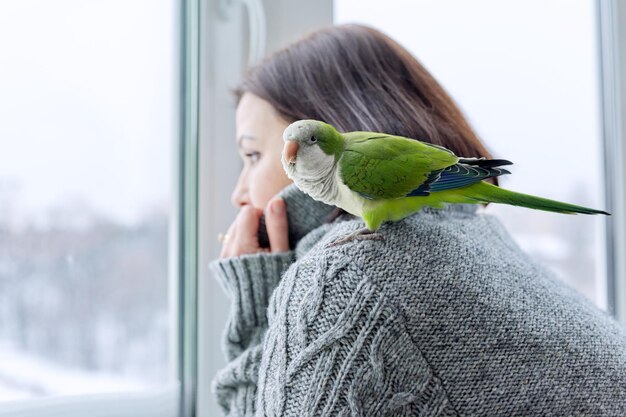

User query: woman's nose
[230,179,249,208]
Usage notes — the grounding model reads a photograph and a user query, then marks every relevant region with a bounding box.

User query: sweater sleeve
[254,254,457,416]
[209,250,296,417]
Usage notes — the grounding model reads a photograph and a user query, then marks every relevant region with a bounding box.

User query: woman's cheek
[249,166,272,210]
[250,157,290,209]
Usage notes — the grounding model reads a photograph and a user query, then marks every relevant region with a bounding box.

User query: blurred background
[0,1,624,416]
[0,0,177,402]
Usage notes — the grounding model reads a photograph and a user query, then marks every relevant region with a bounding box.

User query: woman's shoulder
[293,204,516,268]
[276,206,508,328]
[285,205,624,342]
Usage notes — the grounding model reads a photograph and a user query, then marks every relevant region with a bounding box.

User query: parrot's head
[281,120,344,184]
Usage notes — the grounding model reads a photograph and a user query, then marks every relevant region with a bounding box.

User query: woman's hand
[219,196,290,258]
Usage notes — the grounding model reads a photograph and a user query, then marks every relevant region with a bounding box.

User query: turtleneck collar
[258,183,337,250]
[257,182,480,249]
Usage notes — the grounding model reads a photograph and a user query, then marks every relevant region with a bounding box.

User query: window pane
[0,0,178,400]
[335,0,606,308]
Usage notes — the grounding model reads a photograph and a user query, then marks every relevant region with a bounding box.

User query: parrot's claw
[326,227,384,247]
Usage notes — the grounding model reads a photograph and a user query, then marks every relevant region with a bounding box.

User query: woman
[210,24,626,416]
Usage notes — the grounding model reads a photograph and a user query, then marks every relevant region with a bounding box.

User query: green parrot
[281,119,609,246]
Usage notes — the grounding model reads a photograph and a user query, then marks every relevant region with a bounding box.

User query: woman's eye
[244,151,261,163]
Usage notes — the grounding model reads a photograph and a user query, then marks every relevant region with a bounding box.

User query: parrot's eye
[310,136,318,143]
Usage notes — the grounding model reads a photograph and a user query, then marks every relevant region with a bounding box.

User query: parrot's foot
[326,227,384,247]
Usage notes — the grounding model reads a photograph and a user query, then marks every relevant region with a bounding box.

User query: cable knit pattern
[256,253,457,416]
[211,184,626,417]
[210,251,296,416]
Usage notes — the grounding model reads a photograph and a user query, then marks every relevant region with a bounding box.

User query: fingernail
[272,199,284,214]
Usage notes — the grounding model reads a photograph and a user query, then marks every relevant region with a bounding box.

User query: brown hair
[234,24,497,219]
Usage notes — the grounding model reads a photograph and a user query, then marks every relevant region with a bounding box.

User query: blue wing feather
[406,161,511,197]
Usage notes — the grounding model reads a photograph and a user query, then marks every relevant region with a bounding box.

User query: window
[0,0,180,407]
[335,0,608,309]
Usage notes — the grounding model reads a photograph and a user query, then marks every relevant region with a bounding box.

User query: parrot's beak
[284,140,299,165]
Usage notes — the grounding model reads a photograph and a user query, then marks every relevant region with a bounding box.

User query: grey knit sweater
[209,183,626,416]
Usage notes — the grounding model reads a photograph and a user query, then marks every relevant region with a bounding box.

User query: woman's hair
[234,24,498,219]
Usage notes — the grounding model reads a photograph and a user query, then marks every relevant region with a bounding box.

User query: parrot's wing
[406,160,512,197]
[339,133,459,199]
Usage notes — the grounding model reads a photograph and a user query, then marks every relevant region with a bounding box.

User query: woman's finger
[225,205,263,257]
[236,205,262,245]
[265,197,290,253]
[219,221,237,258]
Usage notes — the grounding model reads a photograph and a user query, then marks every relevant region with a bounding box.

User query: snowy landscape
[0,204,171,400]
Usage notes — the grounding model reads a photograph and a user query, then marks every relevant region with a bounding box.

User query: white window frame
[178,0,201,416]
[598,0,626,324]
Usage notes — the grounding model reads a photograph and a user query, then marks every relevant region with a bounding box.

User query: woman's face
[231,92,293,210]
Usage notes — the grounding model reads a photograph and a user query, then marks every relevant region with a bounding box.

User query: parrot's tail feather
[457,157,513,168]
[459,182,610,215]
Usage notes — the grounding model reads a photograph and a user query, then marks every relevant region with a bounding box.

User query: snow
[0,344,149,401]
